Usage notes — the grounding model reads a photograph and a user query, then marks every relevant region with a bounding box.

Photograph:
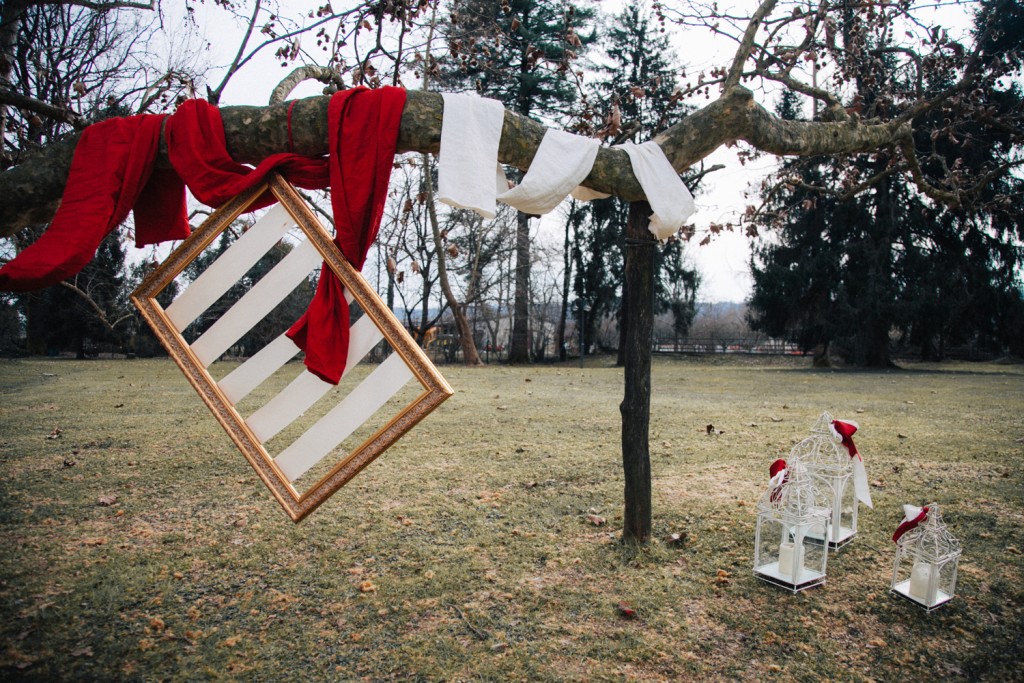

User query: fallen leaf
[871,479,885,488]
[70,646,93,658]
[770,416,783,422]
[97,494,118,507]
[586,513,606,526]
[358,580,378,593]
[46,428,62,440]
[82,537,107,546]
[898,434,908,439]
[705,424,715,435]
[616,603,638,619]
[868,638,886,648]
[221,635,242,648]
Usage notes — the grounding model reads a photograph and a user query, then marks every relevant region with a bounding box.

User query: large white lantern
[890,503,961,611]
[792,412,869,549]
[754,458,831,592]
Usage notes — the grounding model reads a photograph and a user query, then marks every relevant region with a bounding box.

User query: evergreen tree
[749,2,1024,365]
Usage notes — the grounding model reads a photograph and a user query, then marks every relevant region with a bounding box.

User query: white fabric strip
[245,312,385,443]
[438,92,505,219]
[218,332,300,404]
[497,129,602,215]
[166,204,295,331]
[615,141,696,240]
[274,352,414,482]
[217,289,357,404]
[190,238,321,367]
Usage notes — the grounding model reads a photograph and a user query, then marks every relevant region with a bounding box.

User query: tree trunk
[508,210,531,364]
[620,201,655,544]
[423,153,482,366]
[557,204,574,363]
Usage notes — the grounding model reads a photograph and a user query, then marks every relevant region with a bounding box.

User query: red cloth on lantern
[286,86,406,384]
[0,115,190,291]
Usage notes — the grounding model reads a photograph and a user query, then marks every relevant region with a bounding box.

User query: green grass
[1,355,1022,681]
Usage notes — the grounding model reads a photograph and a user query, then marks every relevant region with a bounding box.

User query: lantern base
[755,562,826,593]
[891,580,953,611]
[806,524,856,550]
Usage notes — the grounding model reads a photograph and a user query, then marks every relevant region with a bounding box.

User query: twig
[451,604,489,641]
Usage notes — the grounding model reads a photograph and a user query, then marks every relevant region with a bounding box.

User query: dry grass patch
[0,355,1022,681]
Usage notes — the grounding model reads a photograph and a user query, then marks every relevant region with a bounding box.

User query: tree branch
[269,66,346,105]
[723,0,778,91]
[0,87,85,127]
[0,86,948,238]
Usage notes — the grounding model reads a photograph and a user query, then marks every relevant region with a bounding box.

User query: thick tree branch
[0,86,936,238]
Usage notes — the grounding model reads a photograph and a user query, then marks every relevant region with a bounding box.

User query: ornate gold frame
[132,173,453,521]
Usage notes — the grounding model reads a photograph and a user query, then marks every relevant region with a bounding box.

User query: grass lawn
[1,355,1022,682]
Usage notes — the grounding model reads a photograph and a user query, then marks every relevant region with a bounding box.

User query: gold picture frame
[132,173,453,521]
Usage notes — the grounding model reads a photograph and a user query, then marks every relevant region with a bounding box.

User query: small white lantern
[792,412,859,548]
[890,503,962,611]
[754,459,831,592]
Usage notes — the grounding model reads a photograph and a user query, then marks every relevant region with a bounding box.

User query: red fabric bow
[0,88,407,385]
[831,419,860,459]
[769,458,788,503]
[893,505,929,543]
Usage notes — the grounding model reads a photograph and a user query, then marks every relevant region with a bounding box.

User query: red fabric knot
[831,419,861,460]
[768,458,788,503]
[286,86,407,384]
[892,504,929,543]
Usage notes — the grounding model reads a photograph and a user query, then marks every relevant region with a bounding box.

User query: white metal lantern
[891,503,962,611]
[754,459,831,592]
[792,412,858,548]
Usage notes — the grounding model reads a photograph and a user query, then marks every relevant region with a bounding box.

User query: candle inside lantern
[779,541,803,578]
[909,561,932,601]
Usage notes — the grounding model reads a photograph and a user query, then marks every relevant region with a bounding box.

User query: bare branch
[723,0,778,91]
[0,87,85,127]
[269,66,345,105]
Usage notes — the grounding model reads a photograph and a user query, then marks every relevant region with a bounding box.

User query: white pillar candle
[779,541,802,578]
[909,561,932,601]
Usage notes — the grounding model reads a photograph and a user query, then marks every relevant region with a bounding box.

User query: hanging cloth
[0,115,190,291]
[164,99,330,209]
[436,92,603,218]
[286,86,407,384]
[614,141,695,240]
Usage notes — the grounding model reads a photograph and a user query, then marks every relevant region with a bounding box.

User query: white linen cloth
[437,93,695,236]
[438,92,505,219]
[615,141,696,240]
[496,129,602,215]
[438,92,603,217]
